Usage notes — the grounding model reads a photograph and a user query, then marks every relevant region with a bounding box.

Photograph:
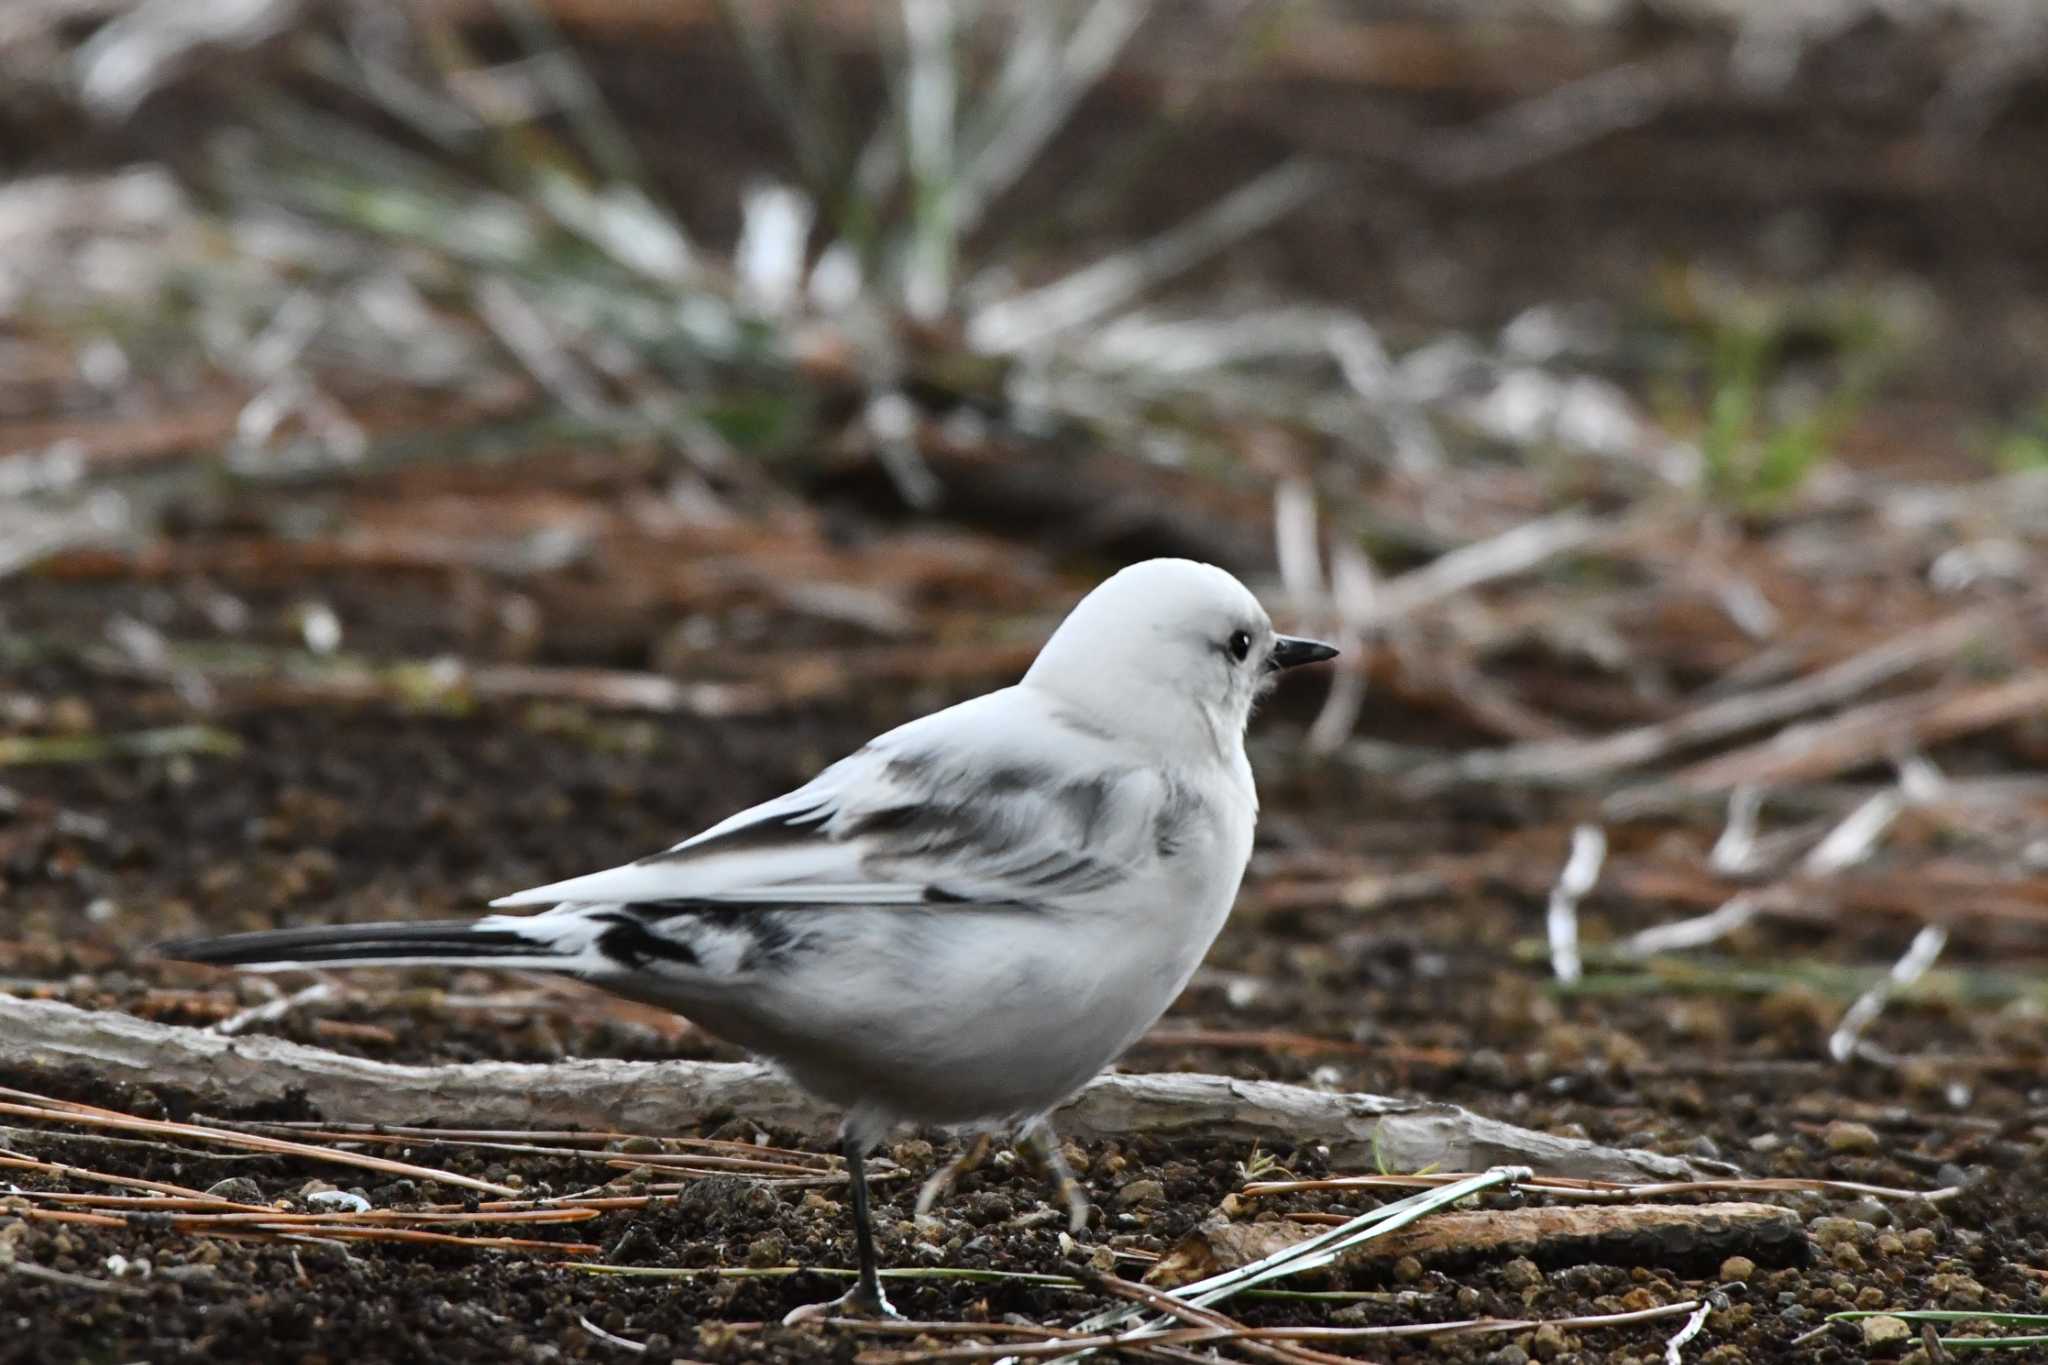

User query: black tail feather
[155,919,552,968]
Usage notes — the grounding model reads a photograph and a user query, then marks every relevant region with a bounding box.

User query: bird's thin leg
[913,1131,994,1222]
[844,1135,889,1314]
[782,1131,900,1324]
[1019,1117,1089,1233]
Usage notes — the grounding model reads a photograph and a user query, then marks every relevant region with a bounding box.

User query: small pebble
[1501,1258,1543,1291]
[1392,1256,1423,1283]
[1718,1256,1756,1282]
[1930,1272,1985,1307]
[204,1177,264,1205]
[1860,1314,1911,1347]
[304,1189,371,1213]
[1115,1179,1164,1208]
[1823,1120,1881,1154]
[1808,1217,1873,1248]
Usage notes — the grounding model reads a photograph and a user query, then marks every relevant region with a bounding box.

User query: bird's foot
[913,1131,995,1221]
[781,1281,901,1326]
[1052,1168,1089,1235]
[1019,1118,1091,1233]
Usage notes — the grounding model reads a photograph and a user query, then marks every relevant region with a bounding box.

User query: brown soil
[6,7,2048,1365]
[4,540,2046,1364]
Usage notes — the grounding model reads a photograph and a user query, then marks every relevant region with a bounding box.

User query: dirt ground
[5,511,2046,1364]
[6,5,2048,1364]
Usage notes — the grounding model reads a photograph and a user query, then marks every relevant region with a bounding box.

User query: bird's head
[1023,558,1337,757]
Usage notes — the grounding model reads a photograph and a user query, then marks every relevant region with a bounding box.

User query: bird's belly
[613,904,1219,1128]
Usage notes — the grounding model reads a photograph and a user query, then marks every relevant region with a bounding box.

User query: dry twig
[0,996,1727,1181]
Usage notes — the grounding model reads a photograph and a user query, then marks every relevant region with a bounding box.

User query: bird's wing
[488,689,1160,910]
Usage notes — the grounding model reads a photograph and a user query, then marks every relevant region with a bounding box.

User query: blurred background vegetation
[6,0,2048,1038]
[2,0,2048,1046]
[6,3,2048,1356]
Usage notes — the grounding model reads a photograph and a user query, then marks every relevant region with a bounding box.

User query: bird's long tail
[155,917,582,974]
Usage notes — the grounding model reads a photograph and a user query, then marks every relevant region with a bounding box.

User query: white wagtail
[159,557,1337,1319]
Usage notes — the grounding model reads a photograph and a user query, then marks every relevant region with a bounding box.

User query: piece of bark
[1146,1201,1808,1287]
[1416,605,2004,788]
[1672,671,2048,791]
[0,996,1729,1182]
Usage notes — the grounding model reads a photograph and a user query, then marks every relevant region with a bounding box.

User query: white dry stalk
[211,981,334,1037]
[74,0,306,118]
[1829,924,1950,1064]
[952,0,1148,238]
[967,157,1326,354]
[1327,315,1446,473]
[1077,304,1338,375]
[1895,752,1948,805]
[1370,510,1601,628]
[864,389,943,509]
[1663,1292,1719,1364]
[1272,479,1323,606]
[1306,542,1376,756]
[1617,893,1760,959]
[563,183,695,287]
[1547,825,1605,986]
[1706,572,1781,641]
[576,1314,646,1354]
[1267,479,1376,753]
[1426,56,1689,186]
[1707,784,1765,875]
[1041,1167,1529,1364]
[1801,789,1902,876]
[735,182,815,316]
[473,276,608,420]
[1924,7,2048,151]
[899,0,958,321]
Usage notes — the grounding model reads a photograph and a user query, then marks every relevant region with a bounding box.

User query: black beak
[1267,635,1340,672]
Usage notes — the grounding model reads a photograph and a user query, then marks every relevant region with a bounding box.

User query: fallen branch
[1368,510,1604,626]
[0,997,1727,1182]
[0,1087,517,1197]
[1413,605,2004,787]
[1243,1171,1953,1205]
[1145,1201,1807,1286]
[1672,670,2048,791]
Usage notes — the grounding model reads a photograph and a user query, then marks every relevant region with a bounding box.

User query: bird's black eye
[1227,630,1253,662]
